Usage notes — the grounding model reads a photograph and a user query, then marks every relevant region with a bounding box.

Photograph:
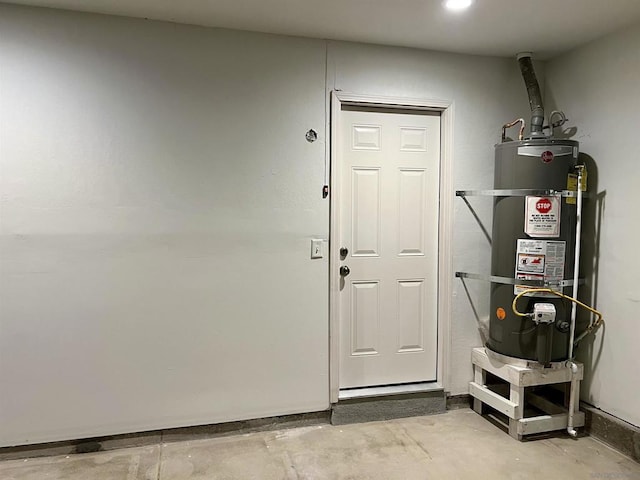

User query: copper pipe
[501,118,525,142]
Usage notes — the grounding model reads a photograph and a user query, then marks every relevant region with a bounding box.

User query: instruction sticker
[514,239,566,297]
[525,195,561,237]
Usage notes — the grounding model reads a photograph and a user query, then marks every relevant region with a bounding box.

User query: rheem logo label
[536,198,552,214]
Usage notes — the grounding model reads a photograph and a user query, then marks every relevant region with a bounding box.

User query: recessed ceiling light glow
[444,0,474,11]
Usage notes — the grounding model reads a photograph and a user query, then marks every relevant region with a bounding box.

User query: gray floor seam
[155,439,163,480]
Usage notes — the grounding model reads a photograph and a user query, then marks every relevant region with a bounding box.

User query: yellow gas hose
[512,287,604,343]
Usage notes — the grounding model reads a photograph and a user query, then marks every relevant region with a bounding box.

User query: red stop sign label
[536,198,552,213]
[541,150,554,163]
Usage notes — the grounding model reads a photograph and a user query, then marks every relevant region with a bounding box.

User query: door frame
[329,92,454,403]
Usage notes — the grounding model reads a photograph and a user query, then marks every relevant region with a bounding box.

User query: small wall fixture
[305,129,318,143]
[444,0,473,11]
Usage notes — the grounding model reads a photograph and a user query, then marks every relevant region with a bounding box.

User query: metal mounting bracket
[455,271,583,288]
[455,189,588,199]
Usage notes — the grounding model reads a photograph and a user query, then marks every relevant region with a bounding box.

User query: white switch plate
[311,239,323,259]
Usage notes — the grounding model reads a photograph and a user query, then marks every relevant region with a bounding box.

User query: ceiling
[6,0,640,58]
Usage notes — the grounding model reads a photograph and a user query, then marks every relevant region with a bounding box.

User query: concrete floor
[1,409,639,480]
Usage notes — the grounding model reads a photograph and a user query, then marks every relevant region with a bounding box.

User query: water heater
[488,138,579,363]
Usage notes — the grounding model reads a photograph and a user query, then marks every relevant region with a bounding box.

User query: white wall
[0,5,329,447]
[0,4,532,446]
[545,23,640,428]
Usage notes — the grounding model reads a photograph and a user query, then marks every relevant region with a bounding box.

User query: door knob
[340,265,351,277]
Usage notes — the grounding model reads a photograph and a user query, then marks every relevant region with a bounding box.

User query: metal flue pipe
[517,52,545,138]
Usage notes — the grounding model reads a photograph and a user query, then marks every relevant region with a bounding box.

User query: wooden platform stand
[469,347,585,440]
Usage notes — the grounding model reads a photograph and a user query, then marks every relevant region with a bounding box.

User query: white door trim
[329,92,454,403]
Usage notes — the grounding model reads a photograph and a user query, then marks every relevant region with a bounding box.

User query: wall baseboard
[581,402,640,464]
[446,393,473,410]
[0,411,330,462]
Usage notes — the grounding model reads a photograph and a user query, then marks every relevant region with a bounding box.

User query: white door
[338,105,440,389]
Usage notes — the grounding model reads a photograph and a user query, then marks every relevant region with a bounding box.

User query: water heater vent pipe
[517,52,545,138]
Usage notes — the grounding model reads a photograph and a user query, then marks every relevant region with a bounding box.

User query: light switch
[311,239,323,259]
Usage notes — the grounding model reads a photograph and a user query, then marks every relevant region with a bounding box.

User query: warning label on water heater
[525,195,561,237]
[514,239,566,297]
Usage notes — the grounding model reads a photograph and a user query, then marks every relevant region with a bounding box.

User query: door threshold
[338,382,443,400]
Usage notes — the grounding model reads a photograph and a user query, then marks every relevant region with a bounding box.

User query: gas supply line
[511,287,604,349]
